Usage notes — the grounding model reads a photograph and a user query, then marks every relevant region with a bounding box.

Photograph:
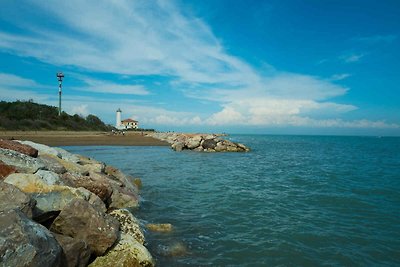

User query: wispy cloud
[353,34,397,44]
[341,53,364,63]
[0,1,396,130]
[330,73,351,81]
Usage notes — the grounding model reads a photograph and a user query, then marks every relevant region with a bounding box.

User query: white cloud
[70,104,89,117]
[0,73,39,88]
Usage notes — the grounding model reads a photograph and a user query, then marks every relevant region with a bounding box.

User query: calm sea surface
[65,135,400,266]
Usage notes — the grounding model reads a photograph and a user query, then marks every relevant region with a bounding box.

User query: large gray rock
[0,180,36,218]
[0,148,46,173]
[17,140,61,157]
[51,198,119,256]
[185,138,201,149]
[4,173,106,218]
[35,170,65,185]
[171,142,184,151]
[202,139,217,149]
[38,154,67,174]
[0,209,63,267]
[53,233,92,267]
[109,184,139,209]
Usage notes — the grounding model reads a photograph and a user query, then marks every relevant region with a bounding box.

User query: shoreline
[0,131,169,147]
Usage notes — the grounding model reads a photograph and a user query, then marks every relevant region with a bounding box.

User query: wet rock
[0,180,36,218]
[17,140,61,157]
[88,233,154,267]
[39,154,67,174]
[171,142,184,151]
[202,139,217,149]
[0,148,46,173]
[133,178,142,189]
[193,146,204,152]
[147,223,173,233]
[105,165,139,193]
[0,209,63,267]
[157,242,188,257]
[0,139,38,157]
[53,233,92,267]
[50,198,119,256]
[0,160,17,179]
[109,185,139,209]
[61,172,112,202]
[109,209,145,244]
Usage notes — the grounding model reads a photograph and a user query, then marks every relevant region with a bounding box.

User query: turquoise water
[66,135,400,266]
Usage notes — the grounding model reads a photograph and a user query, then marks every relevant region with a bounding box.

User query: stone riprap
[0,139,155,267]
[148,132,250,152]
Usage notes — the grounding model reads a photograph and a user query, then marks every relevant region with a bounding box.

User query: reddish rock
[50,198,119,256]
[0,139,38,158]
[0,160,17,179]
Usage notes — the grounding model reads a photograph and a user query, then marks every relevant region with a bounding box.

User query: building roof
[121,118,138,123]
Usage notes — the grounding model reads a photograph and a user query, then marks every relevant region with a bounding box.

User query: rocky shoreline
[0,139,158,266]
[148,132,250,152]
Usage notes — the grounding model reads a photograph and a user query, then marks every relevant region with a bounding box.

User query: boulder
[50,198,119,256]
[109,185,139,209]
[171,142,184,151]
[185,138,201,149]
[54,147,80,163]
[17,140,61,157]
[193,146,204,152]
[202,139,217,149]
[0,180,36,218]
[109,209,145,245]
[105,165,139,194]
[35,170,64,185]
[147,223,173,233]
[61,172,112,201]
[88,233,154,267]
[44,153,88,175]
[39,154,67,174]
[4,173,106,218]
[0,139,38,157]
[214,143,227,152]
[157,242,188,257]
[226,146,239,152]
[0,148,46,173]
[0,209,63,267]
[78,155,105,173]
[53,233,92,267]
[0,160,17,179]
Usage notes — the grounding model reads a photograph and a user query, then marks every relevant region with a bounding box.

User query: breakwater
[148,132,250,152]
[0,139,158,266]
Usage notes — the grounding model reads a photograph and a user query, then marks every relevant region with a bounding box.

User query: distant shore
[0,131,169,147]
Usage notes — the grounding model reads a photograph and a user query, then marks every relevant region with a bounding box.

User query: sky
[0,0,399,135]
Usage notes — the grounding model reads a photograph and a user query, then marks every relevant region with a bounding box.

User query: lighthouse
[116,108,122,128]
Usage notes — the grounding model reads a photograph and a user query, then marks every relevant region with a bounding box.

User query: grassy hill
[0,100,112,131]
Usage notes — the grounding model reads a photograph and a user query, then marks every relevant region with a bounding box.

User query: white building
[115,108,139,130]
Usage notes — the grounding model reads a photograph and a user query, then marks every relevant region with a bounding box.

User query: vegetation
[0,100,113,131]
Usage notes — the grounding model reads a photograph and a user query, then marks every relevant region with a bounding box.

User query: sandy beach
[0,131,169,147]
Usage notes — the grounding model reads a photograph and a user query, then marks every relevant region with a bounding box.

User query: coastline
[0,131,169,146]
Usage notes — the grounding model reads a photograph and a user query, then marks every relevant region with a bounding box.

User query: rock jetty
[0,139,155,267]
[148,132,250,152]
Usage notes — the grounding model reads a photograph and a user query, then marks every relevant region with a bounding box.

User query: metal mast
[56,72,64,116]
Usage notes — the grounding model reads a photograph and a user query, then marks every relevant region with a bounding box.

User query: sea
[65,135,400,266]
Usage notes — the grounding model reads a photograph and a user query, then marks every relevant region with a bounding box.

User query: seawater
[65,135,400,266]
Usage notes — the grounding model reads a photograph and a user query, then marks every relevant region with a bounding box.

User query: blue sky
[0,0,399,135]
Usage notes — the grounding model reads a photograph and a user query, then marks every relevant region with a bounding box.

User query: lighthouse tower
[116,108,122,128]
